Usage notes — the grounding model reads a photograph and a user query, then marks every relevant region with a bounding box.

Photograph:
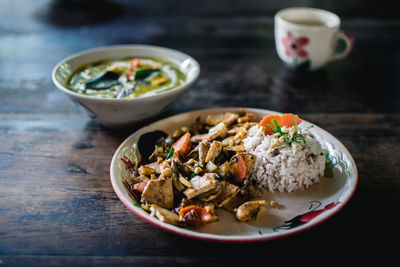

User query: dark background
[1,0,399,265]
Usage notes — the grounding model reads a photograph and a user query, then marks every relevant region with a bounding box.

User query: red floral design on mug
[281,31,309,58]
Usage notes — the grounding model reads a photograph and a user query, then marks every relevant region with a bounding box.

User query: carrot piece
[234,154,247,182]
[178,205,199,217]
[172,132,191,157]
[258,114,281,135]
[258,113,302,135]
[178,205,217,225]
[276,113,302,128]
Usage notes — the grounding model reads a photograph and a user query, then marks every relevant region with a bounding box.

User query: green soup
[68,57,186,99]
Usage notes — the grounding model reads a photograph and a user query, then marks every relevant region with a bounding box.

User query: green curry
[68,57,186,99]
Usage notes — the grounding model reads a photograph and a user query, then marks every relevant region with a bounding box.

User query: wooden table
[1,0,399,265]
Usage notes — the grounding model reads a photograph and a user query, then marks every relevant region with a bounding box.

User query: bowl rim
[51,44,200,102]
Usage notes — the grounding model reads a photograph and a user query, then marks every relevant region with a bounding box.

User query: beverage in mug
[275,7,354,70]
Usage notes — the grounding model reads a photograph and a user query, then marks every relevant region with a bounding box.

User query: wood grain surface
[1,0,399,265]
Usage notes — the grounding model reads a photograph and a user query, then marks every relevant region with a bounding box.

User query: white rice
[243,125,325,192]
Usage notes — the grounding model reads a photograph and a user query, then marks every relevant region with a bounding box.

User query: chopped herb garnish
[215,152,227,164]
[301,125,314,132]
[267,117,307,146]
[190,172,196,179]
[267,124,277,133]
[323,149,334,178]
[155,143,167,151]
[282,134,291,144]
[166,147,174,160]
[299,134,306,144]
[271,119,281,133]
[134,68,161,80]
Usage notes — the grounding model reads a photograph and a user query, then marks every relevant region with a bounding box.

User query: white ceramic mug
[275,7,353,70]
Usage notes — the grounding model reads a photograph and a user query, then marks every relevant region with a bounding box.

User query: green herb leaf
[323,149,334,178]
[300,134,306,144]
[324,167,334,178]
[85,71,120,90]
[301,125,314,132]
[271,119,281,133]
[135,68,161,80]
[282,134,291,144]
[293,115,298,127]
[166,147,175,160]
[215,152,227,164]
[190,172,196,179]
[267,124,277,133]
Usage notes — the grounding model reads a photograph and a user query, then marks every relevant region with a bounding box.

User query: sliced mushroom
[216,161,230,178]
[159,160,173,178]
[214,181,239,203]
[207,122,228,140]
[205,141,222,163]
[142,161,162,174]
[228,145,245,152]
[216,181,241,210]
[123,175,150,200]
[233,126,248,144]
[218,188,241,210]
[220,190,249,212]
[190,122,228,143]
[190,133,209,143]
[198,182,222,202]
[221,136,235,147]
[148,145,165,161]
[237,112,258,123]
[227,122,256,135]
[183,173,219,199]
[150,205,180,226]
[197,141,209,163]
[179,175,193,188]
[138,165,156,176]
[205,112,239,127]
[172,174,186,192]
[206,161,218,172]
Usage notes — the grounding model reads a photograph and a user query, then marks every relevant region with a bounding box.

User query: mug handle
[331,32,354,61]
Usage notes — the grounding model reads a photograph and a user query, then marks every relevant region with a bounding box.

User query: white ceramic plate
[110,107,358,242]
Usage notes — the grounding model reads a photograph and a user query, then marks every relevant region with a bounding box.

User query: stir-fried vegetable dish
[120,109,335,227]
[121,109,279,227]
[68,57,185,99]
